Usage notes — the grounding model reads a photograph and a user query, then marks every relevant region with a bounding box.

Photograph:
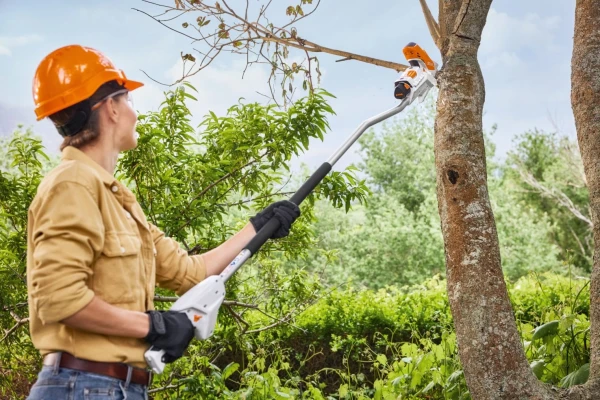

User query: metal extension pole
[328,100,410,166]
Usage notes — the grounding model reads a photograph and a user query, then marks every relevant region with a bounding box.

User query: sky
[0,0,576,171]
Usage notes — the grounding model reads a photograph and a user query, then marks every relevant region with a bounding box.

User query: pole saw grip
[245,162,332,255]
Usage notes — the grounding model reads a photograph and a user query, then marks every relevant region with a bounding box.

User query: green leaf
[560,363,589,388]
[183,92,198,101]
[222,362,239,380]
[532,320,559,340]
[422,381,436,393]
[338,384,348,398]
[530,360,545,379]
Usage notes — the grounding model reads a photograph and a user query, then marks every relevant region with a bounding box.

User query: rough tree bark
[571,0,600,395]
[433,1,552,398]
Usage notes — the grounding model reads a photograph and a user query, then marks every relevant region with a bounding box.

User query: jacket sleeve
[29,181,104,324]
[150,223,207,295]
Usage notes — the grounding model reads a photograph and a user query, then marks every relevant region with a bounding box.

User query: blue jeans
[27,365,148,400]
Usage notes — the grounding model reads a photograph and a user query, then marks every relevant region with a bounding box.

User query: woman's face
[113,92,138,152]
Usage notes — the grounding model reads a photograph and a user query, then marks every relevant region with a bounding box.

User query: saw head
[394,42,437,103]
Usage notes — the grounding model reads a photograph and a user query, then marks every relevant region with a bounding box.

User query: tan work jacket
[26,146,206,368]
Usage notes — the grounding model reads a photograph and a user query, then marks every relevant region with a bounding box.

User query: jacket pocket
[92,232,142,305]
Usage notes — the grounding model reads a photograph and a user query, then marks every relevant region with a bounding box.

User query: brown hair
[49,80,125,151]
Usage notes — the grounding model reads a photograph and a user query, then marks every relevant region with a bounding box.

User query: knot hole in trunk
[447,169,460,185]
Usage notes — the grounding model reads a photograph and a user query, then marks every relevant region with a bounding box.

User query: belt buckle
[43,352,61,367]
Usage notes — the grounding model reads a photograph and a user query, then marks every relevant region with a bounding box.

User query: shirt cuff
[37,289,95,325]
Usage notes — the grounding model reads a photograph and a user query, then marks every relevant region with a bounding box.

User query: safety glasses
[91,89,134,111]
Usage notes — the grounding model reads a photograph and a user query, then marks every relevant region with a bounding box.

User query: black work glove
[144,310,194,363]
[249,200,300,239]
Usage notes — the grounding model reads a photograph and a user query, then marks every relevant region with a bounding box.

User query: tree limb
[261,34,408,72]
[418,0,442,49]
[0,317,29,343]
[154,295,258,309]
[519,169,593,230]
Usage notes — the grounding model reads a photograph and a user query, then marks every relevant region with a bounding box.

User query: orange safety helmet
[32,45,143,121]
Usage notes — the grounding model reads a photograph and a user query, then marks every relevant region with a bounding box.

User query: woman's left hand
[249,200,301,239]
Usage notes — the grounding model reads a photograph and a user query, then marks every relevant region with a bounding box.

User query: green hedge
[146,273,590,399]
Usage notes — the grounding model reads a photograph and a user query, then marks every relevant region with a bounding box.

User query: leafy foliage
[294,99,566,288]
[149,273,589,399]
[0,128,52,397]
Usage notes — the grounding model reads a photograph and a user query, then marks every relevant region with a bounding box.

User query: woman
[26,45,299,400]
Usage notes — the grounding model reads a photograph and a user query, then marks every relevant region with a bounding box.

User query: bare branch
[2,302,27,312]
[569,224,592,262]
[137,0,409,103]
[216,191,295,208]
[419,0,442,49]
[224,303,251,331]
[133,8,198,41]
[154,295,258,309]
[263,35,408,72]
[519,169,593,229]
[141,0,172,9]
[1,317,29,343]
[244,309,297,334]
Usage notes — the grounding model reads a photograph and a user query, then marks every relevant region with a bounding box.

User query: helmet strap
[55,99,91,137]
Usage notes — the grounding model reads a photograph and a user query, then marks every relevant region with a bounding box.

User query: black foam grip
[289,162,332,205]
[246,162,332,255]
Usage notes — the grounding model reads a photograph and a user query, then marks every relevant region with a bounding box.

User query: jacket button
[120,247,126,253]
[125,211,131,219]
[111,185,119,193]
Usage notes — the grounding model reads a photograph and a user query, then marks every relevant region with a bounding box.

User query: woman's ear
[105,97,121,123]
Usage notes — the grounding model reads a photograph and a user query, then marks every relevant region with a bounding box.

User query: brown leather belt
[43,352,151,386]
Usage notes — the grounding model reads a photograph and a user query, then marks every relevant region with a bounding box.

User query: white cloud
[480,9,560,68]
[0,34,43,56]
[166,58,271,112]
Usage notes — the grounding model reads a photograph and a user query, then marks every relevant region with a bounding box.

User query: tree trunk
[571,0,600,394]
[434,1,552,398]
[433,0,600,397]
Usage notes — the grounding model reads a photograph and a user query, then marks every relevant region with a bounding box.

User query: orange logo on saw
[193,315,202,322]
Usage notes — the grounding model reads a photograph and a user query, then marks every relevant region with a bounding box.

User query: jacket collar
[61,146,116,187]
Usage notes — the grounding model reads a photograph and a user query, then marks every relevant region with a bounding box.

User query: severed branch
[216,191,295,208]
[260,34,408,72]
[136,0,409,105]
